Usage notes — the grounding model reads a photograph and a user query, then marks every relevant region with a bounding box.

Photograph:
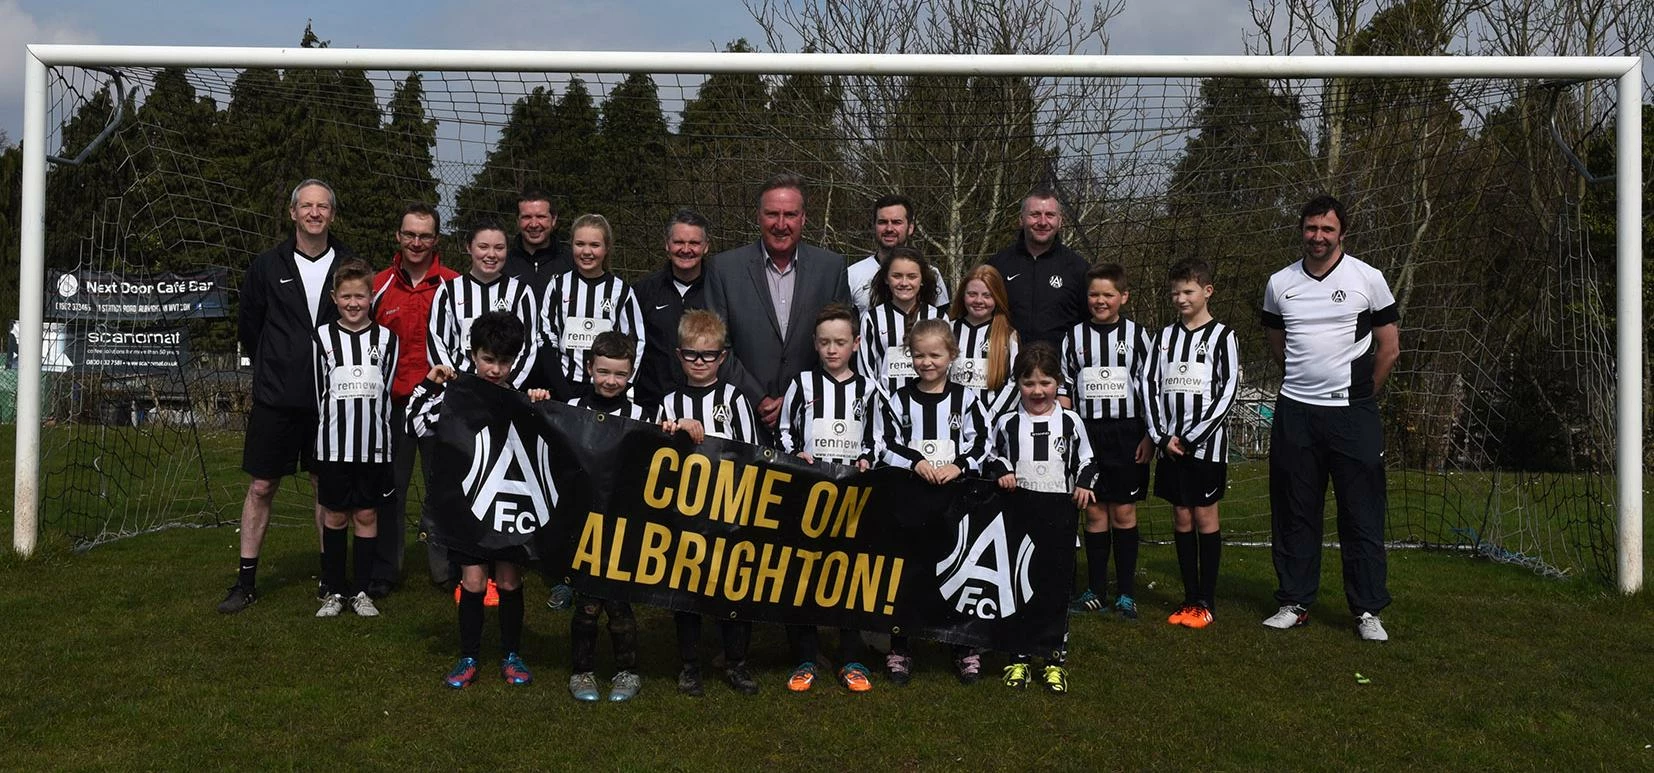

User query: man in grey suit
[706,172,852,432]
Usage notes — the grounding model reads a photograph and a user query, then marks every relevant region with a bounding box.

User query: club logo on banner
[426,377,1073,652]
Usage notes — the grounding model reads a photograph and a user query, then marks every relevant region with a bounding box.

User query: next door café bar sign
[47,267,231,322]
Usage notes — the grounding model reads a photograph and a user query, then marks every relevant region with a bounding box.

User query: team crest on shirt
[368,345,383,364]
[1053,436,1067,455]
[1116,341,1128,354]
[853,400,864,421]
[494,299,509,311]
[1196,342,1208,356]
[1048,275,1063,289]
[602,298,614,315]
[1332,290,1347,303]
[712,403,730,425]
[949,412,961,430]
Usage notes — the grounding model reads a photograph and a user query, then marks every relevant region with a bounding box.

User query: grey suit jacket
[704,241,852,409]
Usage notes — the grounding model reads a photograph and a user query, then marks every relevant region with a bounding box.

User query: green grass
[1,514,1652,769]
[3,428,1653,768]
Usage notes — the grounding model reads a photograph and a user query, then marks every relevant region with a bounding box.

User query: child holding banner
[876,318,989,685]
[311,259,399,618]
[984,342,1098,694]
[1061,264,1154,621]
[566,330,646,702]
[409,311,551,689]
[778,304,879,693]
[656,309,760,696]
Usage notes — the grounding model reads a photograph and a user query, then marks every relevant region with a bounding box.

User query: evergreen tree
[453,85,558,230]
[381,72,440,214]
[671,40,773,247]
[594,73,671,272]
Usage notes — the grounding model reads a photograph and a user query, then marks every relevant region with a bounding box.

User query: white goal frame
[12,45,1645,592]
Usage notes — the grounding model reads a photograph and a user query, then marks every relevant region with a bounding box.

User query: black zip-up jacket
[986,231,1091,350]
[629,264,707,412]
[238,235,354,409]
[503,235,573,295]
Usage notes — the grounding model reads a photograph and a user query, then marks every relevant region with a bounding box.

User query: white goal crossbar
[13,45,1644,592]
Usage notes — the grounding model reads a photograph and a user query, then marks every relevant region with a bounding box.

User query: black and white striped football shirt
[541,271,646,385]
[657,381,759,444]
[983,405,1098,494]
[313,321,399,463]
[1142,319,1240,463]
[779,369,878,466]
[568,393,650,421]
[876,382,986,472]
[427,273,539,388]
[1061,317,1152,420]
[949,317,1021,421]
[858,302,945,397]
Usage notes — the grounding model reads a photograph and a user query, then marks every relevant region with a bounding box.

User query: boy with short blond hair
[656,309,760,696]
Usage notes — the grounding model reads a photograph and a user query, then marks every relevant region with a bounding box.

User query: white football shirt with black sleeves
[983,406,1099,494]
[541,271,646,385]
[567,395,650,421]
[657,382,759,445]
[876,382,986,472]
[313,321,399,463]
[780,370,878,466]
[858,302,945,398]
[427,274,540,388]
[1260,253,1399,406]
[1062,317,1152,420]
[949,317,1021,420]
[1142,320,1240,463]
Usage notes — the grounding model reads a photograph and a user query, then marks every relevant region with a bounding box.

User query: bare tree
[745,0,1127,281]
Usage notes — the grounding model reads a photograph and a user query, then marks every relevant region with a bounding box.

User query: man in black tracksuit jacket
[218,179,356,614]
[629,209,712,413]
[986,190,1091,350]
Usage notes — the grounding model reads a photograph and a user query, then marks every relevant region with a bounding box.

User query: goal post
[11,45,1644,593]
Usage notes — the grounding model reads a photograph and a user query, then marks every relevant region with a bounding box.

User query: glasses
[678,348,724,363]
[398,230,438,243]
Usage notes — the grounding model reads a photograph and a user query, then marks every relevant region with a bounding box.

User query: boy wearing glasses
[655,309,760,696]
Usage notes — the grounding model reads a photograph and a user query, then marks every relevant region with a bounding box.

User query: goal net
[12,48,1641,584]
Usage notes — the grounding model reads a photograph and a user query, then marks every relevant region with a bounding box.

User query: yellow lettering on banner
[636,522,671,585]
[791,550,822,606]
[605,517,632,581]
[835,486,872,539]
[711,460,757,525]
[706,537,728,595]
[801,482,836,538]
[724,541,756,601]
[752,544,792,603]
[814,551,850,607]
[752,470,791,529]
[677,453,712,517]
[669,531,706,592]
[848,554,884,613]
[643,448,678,509]
[571,512,605,575]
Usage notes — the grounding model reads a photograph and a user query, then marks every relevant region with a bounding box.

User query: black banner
[427,376,1075,653]
[47,268,231,321]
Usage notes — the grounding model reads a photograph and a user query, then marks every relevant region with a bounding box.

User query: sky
[0,0,1263,143]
